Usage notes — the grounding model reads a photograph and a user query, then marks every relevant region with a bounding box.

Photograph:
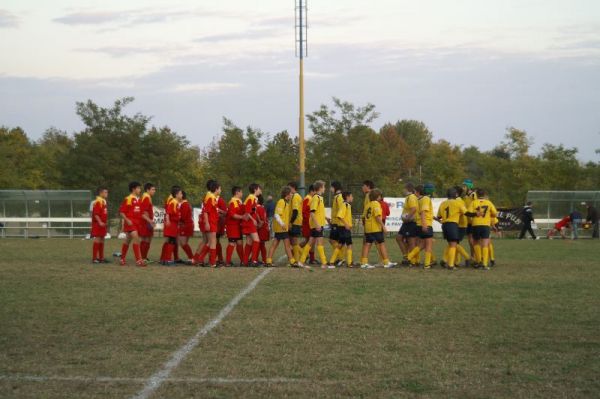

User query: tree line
[1,96,598,213]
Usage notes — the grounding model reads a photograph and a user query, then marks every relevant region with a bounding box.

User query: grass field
[1,237,599,398]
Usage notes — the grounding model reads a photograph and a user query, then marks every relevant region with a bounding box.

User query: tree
[35,128,74,189]
[382,120,433,167]
[306,97,379,137]
[0,126,42,189]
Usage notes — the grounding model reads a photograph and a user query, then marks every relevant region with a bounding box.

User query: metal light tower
[295,0,308,195]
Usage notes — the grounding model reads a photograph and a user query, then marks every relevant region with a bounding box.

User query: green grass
[1,237,599,398]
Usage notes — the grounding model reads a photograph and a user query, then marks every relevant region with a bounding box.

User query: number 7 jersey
[468,198,498,227]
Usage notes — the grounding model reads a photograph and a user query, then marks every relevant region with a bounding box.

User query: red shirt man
[119,194,142,233]
[91,196,108,238]
[200,191,219,233]
[241,193,258,235]
[226,197,244,240]
[138,191,154,237]
[179,198,194,237]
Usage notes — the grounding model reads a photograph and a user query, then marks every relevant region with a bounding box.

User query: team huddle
[89,178,498,270]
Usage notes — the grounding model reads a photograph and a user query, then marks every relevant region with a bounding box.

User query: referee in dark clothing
[519,201,538,239]
[585,202,599,239]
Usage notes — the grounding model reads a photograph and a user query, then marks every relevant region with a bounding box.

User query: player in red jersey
[256,194,270,264]
[118,181,145,266]
[301,184,316,264]
[225,186,245,266]
[193,180,222,267]
[91,187,109,264]
[138,182,156,262]
[216,195,227,265]
[160,186,182,265]
[178,191,195,263]
[242,183,262,266]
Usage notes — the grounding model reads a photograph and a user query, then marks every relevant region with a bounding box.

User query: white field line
[0,374,302,385]
[131,268,273,399]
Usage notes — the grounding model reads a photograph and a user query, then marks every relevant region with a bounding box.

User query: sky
[1,0,599,161]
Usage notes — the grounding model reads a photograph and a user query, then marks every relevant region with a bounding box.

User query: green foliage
[0,126,43,189]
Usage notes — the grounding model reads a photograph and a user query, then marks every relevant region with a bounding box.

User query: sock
[317,245,327,265]
[209,248,217,265]
[140,241,147,259]
[251,241,260,262]
[329,248,340,264]
[482,246,489,267]
[489,242,495,261]
[236,242,244,262]
[309,250,315,262]
[216,242,223,263]
[92,242,99,260]
[160,242,168,261]
[133,243,142,262]
[407,247,421,264]
[182,244,194,260]
[99,242,105,260]
[338,247,346,261]
[457,245,470,261]
[443,247,449,263]
[198,244,210,263]
[121,243,129,260]
[361,257,368,265]
[173,244,180,261]
[448,247,457,267]
[293,244,301,261]
[346,248,353,265]
[300,244,312,263]
[267,257,272,264]
[383,258,390,265]
[474,244,482,263]
[243,244,252,264]
[260,242,267,263]
[164,243,174,262]
[226,244,235,264]
[424,251,432,266]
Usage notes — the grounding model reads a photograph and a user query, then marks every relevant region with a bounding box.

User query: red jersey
[200,191,219,232]
[138,192,154,237]
[119,194,142,232]
[179,199,194,237]
[217,196,227,235]
[226,197,244,239]
[555,216,570,230]
[164,199,180,237]
[257,204,269,241]
[91,196,108,236]
[301,194,312,237]
[379,199,390,224]
[241,194,258,234]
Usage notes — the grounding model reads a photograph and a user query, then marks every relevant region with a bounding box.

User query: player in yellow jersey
[407,183,435,268]
[328,181,345,266]
[489,216,499,266]
[266,186,303,268]
[361,180,375,225]
[396,182,419,265]
[462,178,478,260]
[468,188,498,270]
[299,181,328,268]
[287,182,304,262]
[360,189,397,269]
[328,191,357,267]
[436,187,474,270]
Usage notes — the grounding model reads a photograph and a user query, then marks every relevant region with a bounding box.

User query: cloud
[195,28,284,43]
[53,11,124,25]
[76,45,187,58]
[0,9,19,28]
[168,82,241,93]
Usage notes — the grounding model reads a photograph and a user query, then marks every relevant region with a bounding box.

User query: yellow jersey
[290,192,303,226]
[362,192,371,218]
[416,195,433,227]
[331,192,344,226]
[309,194,326,228]
[402,193,418,221]
[364,200,383,233]
[437,199,467,224]
[273,198,291,233]
[337,202,353,228]
[468,198,498,227]
[456,197,469,228]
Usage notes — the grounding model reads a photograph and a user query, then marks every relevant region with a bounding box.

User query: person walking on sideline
[585,202,599,239]
[519,201,537,240]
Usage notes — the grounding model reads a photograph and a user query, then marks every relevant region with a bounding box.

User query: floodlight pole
[295,0,307,195]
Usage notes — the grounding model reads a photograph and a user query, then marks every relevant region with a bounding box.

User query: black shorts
[472,225,491,240]
[290,225,302,237]
[458,227,467,241]
[228,236,241,243]
[442,222,460,242]
[398,221,418,238]
[365,231,385,244]
[310,228,324,238]
[329,225,339,241]
[419,226,434,239]
[337,228,353,246]
[466,225,473,235]
[274,232,290,241]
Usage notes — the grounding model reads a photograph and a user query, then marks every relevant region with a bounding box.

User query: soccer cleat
[119,258,126,266]
[265,263,274,268]
[175,259,185,264]
[250,262,260,268]
[448,266,456,271]
[209,264,218,268]
[423,263,433,269]
[384,262,398,269]
[490,260,496,267]
[336,260,345,267]
[360,264,375,269]
[99,259,110,264]
[482,266,490,271]
[439,260,447,268]
[327,264,336,269]
[92,259,101,264]
[401,259,410,266]
[226,263,235,267]
[184,260,193,265]
[136,260,147,267]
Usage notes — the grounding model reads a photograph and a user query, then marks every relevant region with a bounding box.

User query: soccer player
[329,181,344,265]
[256,194,270,264]
[361,180,375,225]
[547,215,571,239]
[329,191,356,267]
[178,191,195,263]
[161,186,182,265]
[301,184,316,264]
[436,187,471,270]
[266,186,300,267]
[225,186,245,266]
[194,180,221,267]
[453,185,473,267]
[139,183,156,262]
[468,188,498,270]
[299,180,329,268]
[407,184,436,269]
[360,189,396,269]
[462,178,478,260]
[287,182,304,262]
[118,181,145,267]
[160,187,181,264]
[396,183,418,265]
[90,187,109,264]
[242,183,262,266]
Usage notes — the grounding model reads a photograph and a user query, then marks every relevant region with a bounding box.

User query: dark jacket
[587,206,598,222]
[522,205,534,223]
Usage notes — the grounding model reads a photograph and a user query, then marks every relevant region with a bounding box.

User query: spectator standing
[264,195,275,237]
[569,209,583,239]
[519,201,538,240]
[585,202,599,239]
